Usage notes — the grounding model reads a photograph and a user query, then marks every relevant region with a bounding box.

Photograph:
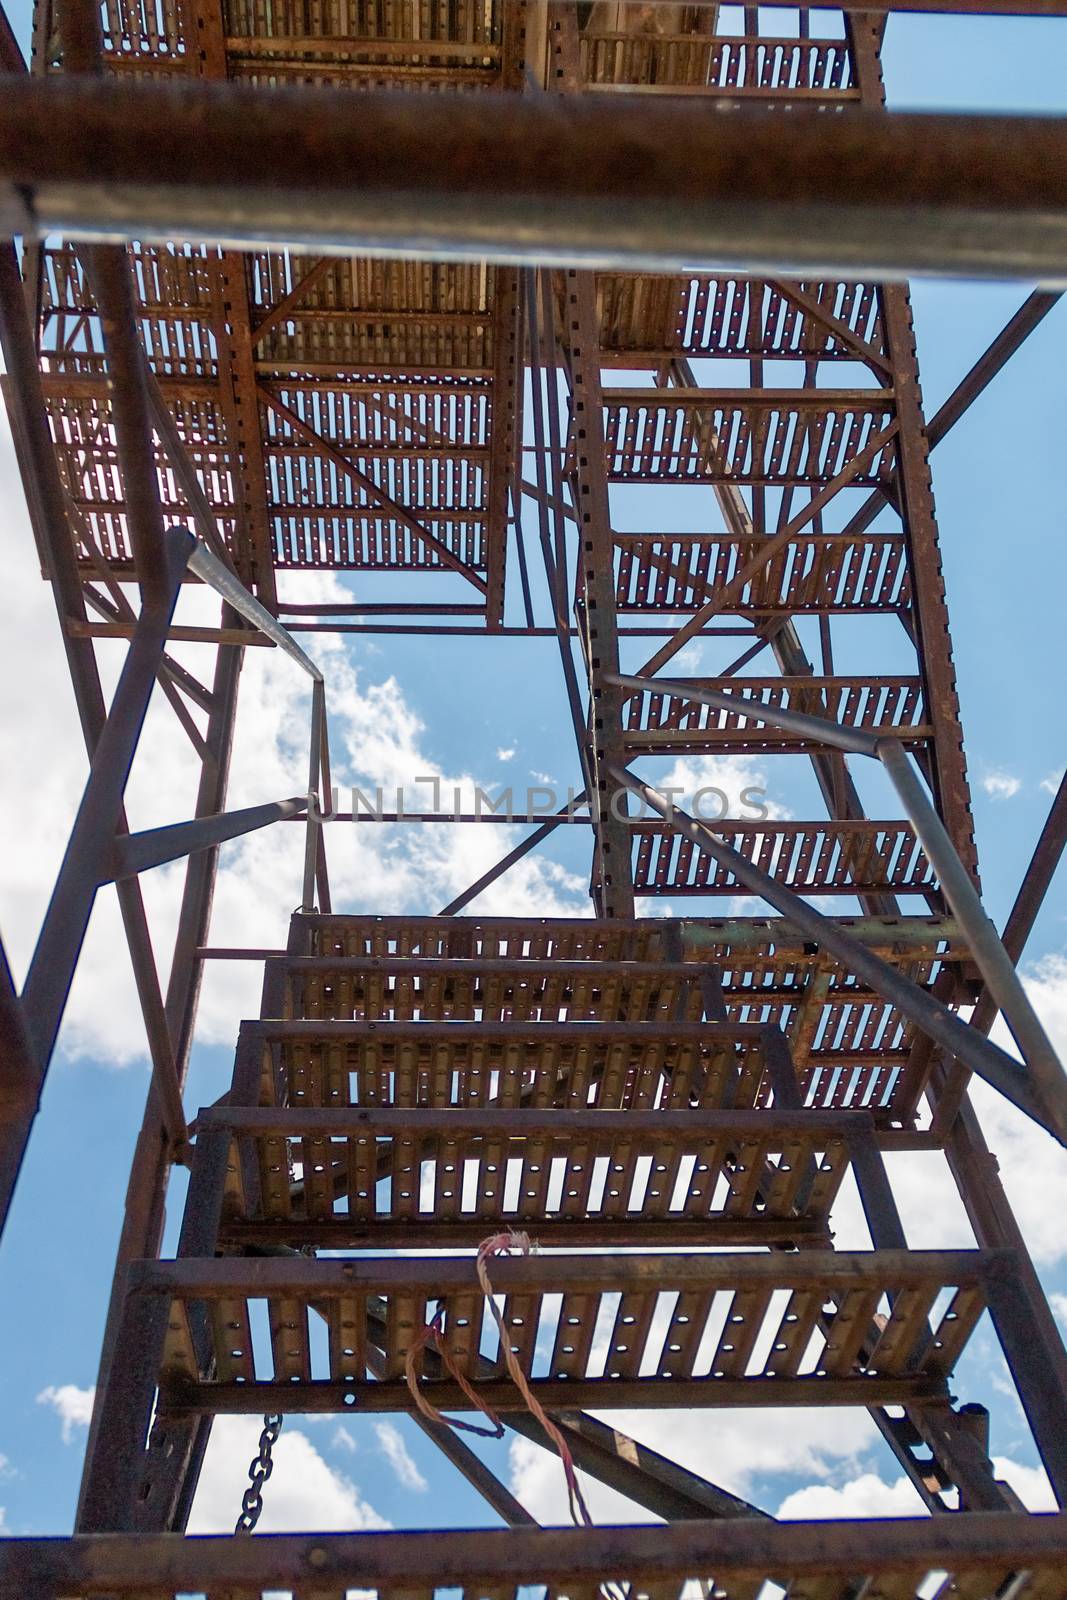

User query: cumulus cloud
[992,1456,1056,1511]
[979,770,1022,801]
[188,1416,388,1533]
[510,1407,875,1524]
[496,747,516,762]
[1040,770,1065,796]
[776,1456,1054,1520]
[634,751,788,824]
[374,1421,427,1492]
[777,1471,924,1520]
[37,1384,95,1444]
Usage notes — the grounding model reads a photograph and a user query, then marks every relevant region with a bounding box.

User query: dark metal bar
[608,764,1061,1140]
[187,544,321,680]
[141,361,236,570]
[605,671,1065,1130]
[198,1105,871,1137]
[524,267,593,794]
[0,935,41,1238]
[608,672,879,757]
[0,239,211,1484]
[983,1254,1067,1501]
[928,291,1063,450]
[437,795,587,915]
[6,1513,1067,1596]
[413,1415,538,1526]
[877,738,1065,1125]
[5,80,1067,280]
[107,798,307,883]
[302,677,325,911]
[19,528,195,1141]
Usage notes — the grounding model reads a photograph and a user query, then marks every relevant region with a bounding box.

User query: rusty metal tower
[2,0,1067,1595]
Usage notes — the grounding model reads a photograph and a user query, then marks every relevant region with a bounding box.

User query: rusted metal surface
[2,0,1066,1582]
[5,1512,1067,1599]
[5,80,1067,276]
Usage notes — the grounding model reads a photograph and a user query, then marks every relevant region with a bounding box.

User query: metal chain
[234,1413,283,1534]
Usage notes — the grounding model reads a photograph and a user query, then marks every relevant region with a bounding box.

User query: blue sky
[0,2,1066,1539]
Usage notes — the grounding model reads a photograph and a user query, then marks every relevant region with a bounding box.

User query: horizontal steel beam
[131,1246,993,1296]
[4,79,1067,281]
[240,1017,767,1041]
[221,1216,827,1247]
[196,1104,872,1137]
[5,1514,1066,1594]
[166,1375,940,1412]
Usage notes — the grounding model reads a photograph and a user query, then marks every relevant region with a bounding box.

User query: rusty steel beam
[7,1513,1067,1597]
[609,764,1061,1139]
[0,935,41,1238]
[4,79,1067,280]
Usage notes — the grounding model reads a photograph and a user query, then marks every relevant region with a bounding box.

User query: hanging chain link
[234,1413,283,1534]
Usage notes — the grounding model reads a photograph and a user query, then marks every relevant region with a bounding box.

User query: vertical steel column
[0,936,40,1235]
[847,9,1067,1506]
[849,17,978,886]
[547,2,634,918]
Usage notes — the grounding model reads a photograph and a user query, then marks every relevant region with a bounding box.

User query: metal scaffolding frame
[2,0,1067,1593]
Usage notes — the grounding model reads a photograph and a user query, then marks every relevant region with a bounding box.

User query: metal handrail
[606,671,1067,1144]
[187,542,331,912]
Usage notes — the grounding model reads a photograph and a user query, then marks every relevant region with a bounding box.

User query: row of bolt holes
[218,1300,956,1387]
[265,1155,839,1204]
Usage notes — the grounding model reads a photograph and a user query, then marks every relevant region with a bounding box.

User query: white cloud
[496,747,516,762]
[776,1454,1054,1519]
[188,1416,388,1533]
[509,1434,643,1525]
[1040,770,1064,796]
[374,1421,427,1492]
[635,752,789,824]
[980,770,1022,801]
[37,1384,95,1444]
[1050,1291,1067,1331]
[331,1424,357,1455]
[510,1407,875,1525]
[777,1471,924,1520]
[992,1455,1056,1511]
[671,642,704,673]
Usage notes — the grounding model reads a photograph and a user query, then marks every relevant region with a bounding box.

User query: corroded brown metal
[3,0,1067,1584]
